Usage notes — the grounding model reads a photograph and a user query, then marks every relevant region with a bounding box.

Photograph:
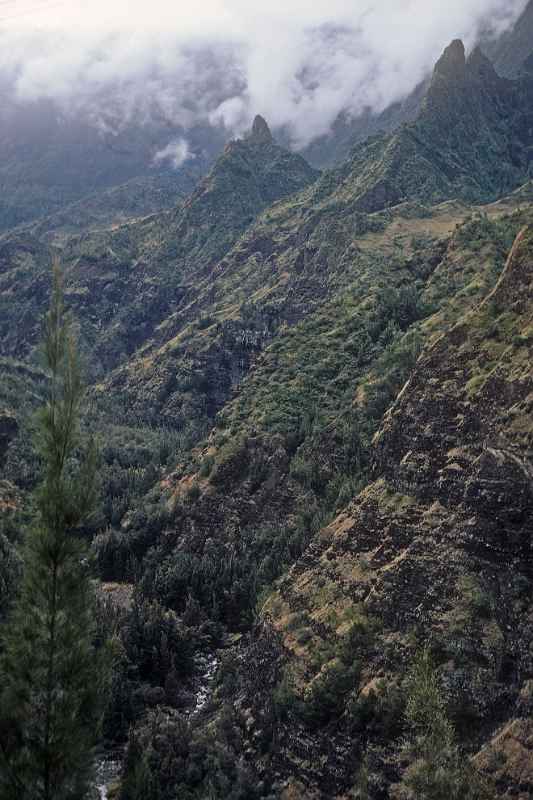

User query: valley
[1,4,533,799]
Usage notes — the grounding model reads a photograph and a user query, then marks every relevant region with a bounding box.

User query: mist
[0,0,528,149]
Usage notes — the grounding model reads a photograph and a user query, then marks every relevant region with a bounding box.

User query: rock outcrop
[249,115,274,145]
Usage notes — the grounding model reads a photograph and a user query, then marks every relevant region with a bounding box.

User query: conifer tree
[0,266,102,800]
[398,647,492,800]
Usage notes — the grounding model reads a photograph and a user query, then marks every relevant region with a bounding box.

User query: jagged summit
[433,38,466,82]
[432,39,499,86]
[467,46,499,82]
[332,33,533,215]
[248,114,273,145]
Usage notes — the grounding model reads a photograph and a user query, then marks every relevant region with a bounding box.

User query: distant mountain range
[0,1,532,235]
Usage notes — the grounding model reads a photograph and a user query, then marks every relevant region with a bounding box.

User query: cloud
[0,0,528,148]
[153,138,194,169]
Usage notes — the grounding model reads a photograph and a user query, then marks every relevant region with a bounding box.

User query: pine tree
[397,647,492,800]
[0,266,102,800]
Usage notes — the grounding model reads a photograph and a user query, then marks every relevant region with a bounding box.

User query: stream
[95,652,219,798]
[96,755,122,800]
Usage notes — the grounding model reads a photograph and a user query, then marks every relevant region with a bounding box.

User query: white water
[95,652,219,797]
[188,653,219,716]
[96,756,122,799]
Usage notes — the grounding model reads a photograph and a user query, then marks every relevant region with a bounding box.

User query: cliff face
[375,226,533,513]
[258,226,533,797]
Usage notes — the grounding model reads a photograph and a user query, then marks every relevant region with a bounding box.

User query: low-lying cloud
[0,0,528,148]
[153,138,195,169]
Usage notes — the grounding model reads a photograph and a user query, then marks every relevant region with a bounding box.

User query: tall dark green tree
[0,267,102,799]
[397,647,492,800]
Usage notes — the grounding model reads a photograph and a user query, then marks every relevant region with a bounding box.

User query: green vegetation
[397,648,492,800]
[0,271,104,799]
[0,513,21,625]
[1,39,533,800]
[120,706,277,800]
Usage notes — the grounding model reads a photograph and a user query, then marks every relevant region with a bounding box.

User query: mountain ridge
[1,32,533,800]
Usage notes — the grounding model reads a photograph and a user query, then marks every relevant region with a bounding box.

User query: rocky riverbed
[95,651,220,797]
[96,754,122,800]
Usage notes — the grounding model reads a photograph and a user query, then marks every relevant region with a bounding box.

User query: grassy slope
[119,192,532,618]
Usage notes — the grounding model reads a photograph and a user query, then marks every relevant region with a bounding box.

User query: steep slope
[253,226,533,797]
[91,40,532,438]
[489,0,533,78]
[154,115,319,272]
[0,117,318,373]
[322,41,533,214]
[105,192,530,628]
[104,194,533,800]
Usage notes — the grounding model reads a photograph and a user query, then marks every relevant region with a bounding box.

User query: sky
[0,0,528,148]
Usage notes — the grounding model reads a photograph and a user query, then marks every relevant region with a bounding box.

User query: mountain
[79,39,533,438]
[93,185,533,799]
[317,40,533,214]
[1,33,533,800]
[85,42,533,798]
[155,115,319,273]
[0,9,527,240]
[489,0,533,77]
[254,222,533,797]
[0,89,226,232]
[304,3,533,169]
[0,116,318,376]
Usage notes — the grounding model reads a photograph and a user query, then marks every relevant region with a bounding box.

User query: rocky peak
[466,46,499,83]
[423,38,503,121]
[433,39,466,83]
[248,115,273,145]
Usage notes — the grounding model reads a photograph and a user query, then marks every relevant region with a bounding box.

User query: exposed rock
[474,718,533,799]
[249,115,274,145]
[433,39,466,82]
[467,46,499,83]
